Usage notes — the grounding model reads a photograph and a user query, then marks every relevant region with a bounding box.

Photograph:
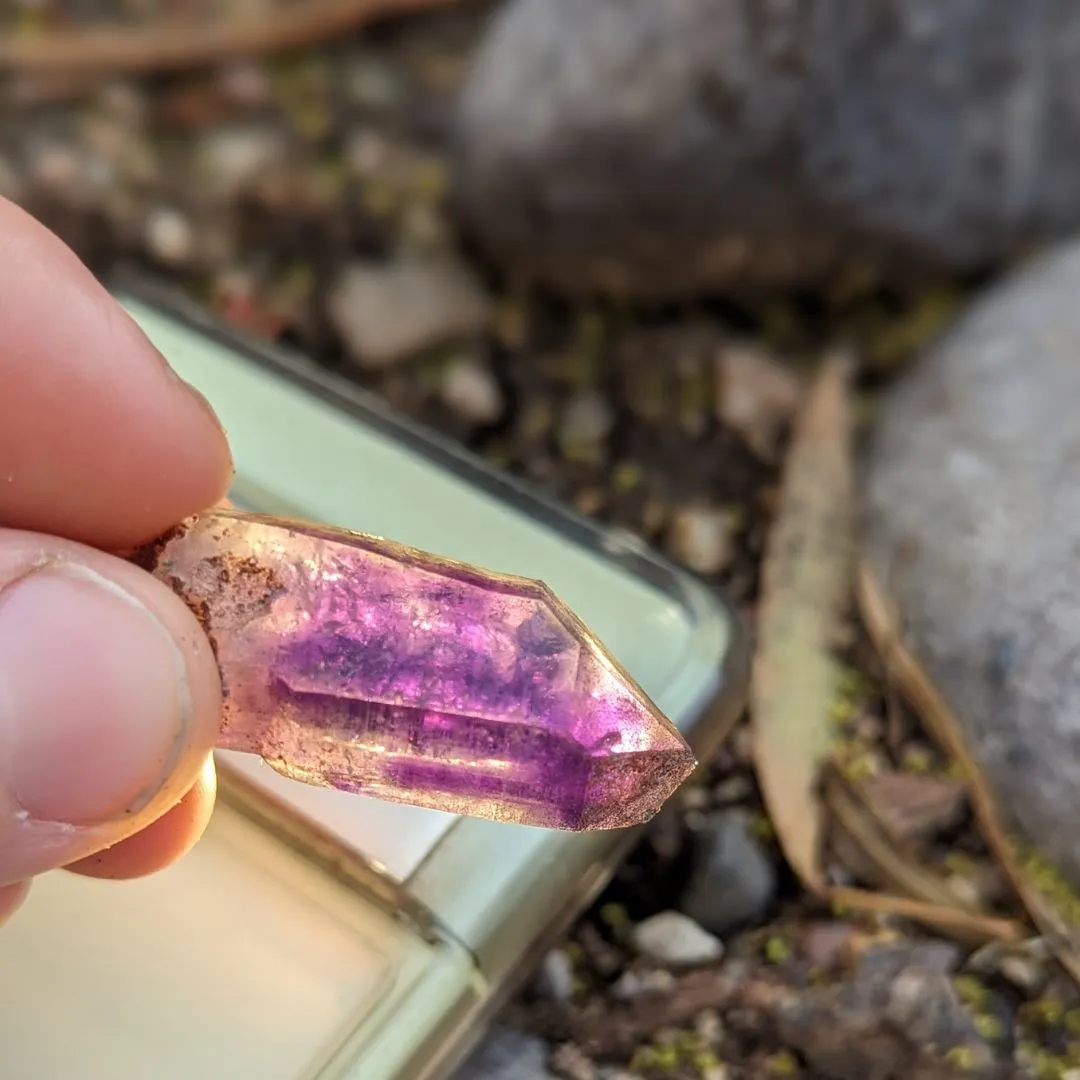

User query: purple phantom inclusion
[132,509,696,830]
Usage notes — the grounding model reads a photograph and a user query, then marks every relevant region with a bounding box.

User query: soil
[0,4,1073,1078]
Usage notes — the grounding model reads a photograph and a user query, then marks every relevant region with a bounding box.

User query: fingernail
[0,563,192,825]
[181,378,235,481]
[180,377,230,441]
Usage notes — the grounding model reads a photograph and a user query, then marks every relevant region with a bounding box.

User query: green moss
[749,812,775,842]
[360,179,399,219]
[973,1012,1005,1042]
[599,902,630,931]
[836,751,878,781]
[942,1045,982,1072]
[764,935,791,964]
[900,745,936,774]
[1016,843,1080,931]
[408,158,448,204]
[1024,993,1066,1029]
[764,1050,799,1076]
[1016,1042,1073,1080]
[953,974,990,1010]
[612,461,644,492]
[630,1043,680,1073]
[867,288,962,370]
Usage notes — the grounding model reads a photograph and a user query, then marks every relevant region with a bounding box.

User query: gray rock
[776,942,995,1080]
[327,253,493,369]
[454,1027,555,1080]
[680,808,777,936]
[454,0,1080,299]
[609,967,676,1001]
[631,910,724,967]
[862,240,1080,890]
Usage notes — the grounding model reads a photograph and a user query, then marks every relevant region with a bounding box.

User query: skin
[0,195,232,923]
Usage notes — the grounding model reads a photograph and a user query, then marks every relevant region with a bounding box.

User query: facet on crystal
[131,509,696,830]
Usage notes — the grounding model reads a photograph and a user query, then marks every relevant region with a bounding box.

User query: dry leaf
[853,769,968,847]
[824,765,1023,944]
[857,559,1080,983]
[752,351,855,894]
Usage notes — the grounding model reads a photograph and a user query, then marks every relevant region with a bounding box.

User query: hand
[0,197,231,923]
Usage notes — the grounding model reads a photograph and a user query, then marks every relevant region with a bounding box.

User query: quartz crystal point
[131,510,696,830]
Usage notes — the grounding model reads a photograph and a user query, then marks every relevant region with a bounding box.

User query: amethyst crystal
[132,509,696,830]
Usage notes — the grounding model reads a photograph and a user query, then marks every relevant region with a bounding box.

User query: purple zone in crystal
[146,511,697,830]
[269,616,598,827]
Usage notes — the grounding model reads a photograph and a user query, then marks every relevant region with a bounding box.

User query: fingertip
[0,879,30,926]
[66,757,217,880]
[0,196,234,547]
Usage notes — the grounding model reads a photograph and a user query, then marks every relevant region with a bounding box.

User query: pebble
[556,391,614,459]
[966,938,1050,995]
[631,911,724,967]
[345,51,406,112]
[440,354,505,426]
[327,253,494,369]
[862,240,1080,891]
[28,141,80,192]
[666,505,735,576]
[196,124,287,198]
[95,80,147,127]
[549,1044,596,1080]
[680,809,777,937]
[217,62,272,108]
[454,1027,556,1080]
[609,967,676,1001]
[455,0,1080,298]
[714,345,803,461]
[144,206,194,266]
[776,942,992,1080]
[535,948,576,1003]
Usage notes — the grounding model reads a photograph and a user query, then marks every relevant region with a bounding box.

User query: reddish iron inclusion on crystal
[134,509,695,830]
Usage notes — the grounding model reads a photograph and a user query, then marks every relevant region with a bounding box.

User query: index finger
[0,197,233,549]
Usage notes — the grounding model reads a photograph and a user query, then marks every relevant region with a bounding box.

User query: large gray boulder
[454,0,1080,299]
[862,241,1080,888]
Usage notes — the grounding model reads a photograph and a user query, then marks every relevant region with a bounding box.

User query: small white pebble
[558,391,614,451]
[632,911,724,967]
[536,948,576,1003]
[441,356,505,426]
[550,1043,596,1080]
[667,505,734,575]
[145,207,194,266]
[31,143,79,190]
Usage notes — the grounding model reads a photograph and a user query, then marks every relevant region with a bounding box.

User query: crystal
[129,510,696,830]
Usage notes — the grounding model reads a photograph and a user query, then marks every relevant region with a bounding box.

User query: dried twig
[857,559,1080,984]
[0,0,458,75]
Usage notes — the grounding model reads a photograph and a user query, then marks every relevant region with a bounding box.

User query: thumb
[0,528,222,886]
